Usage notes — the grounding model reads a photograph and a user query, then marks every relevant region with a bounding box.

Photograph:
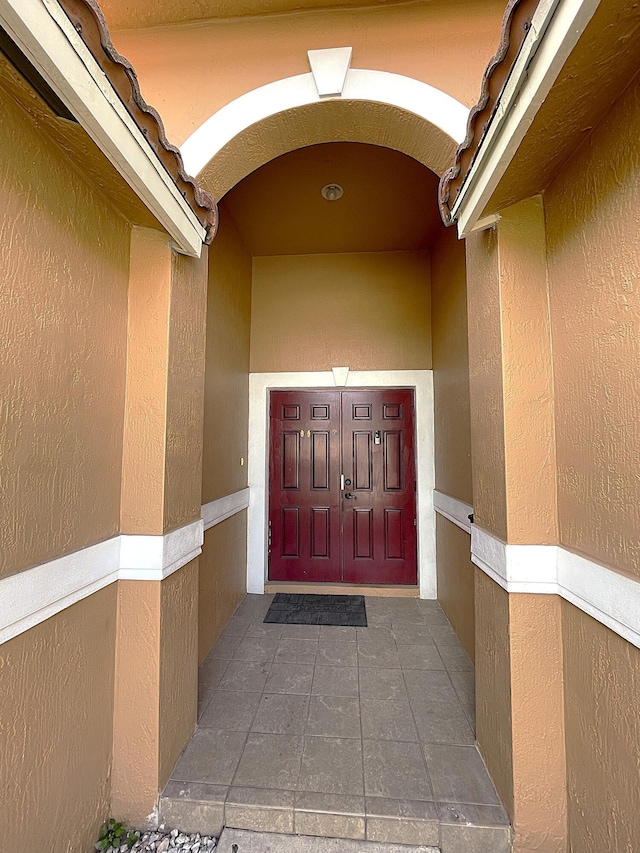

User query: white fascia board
[0,0,206,257]
[453,0,601,237]
[433,490,473,534]
[202,489,250,531]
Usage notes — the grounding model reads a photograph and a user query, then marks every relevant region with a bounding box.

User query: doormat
[264,593,367,626]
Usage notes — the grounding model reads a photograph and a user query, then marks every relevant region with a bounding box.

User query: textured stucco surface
[202,204,252,505]
[545,76,640,577]
[164,249,209,532]
[199,512,248,664]
[159,562,199,785]
[112,2,505,142]
[509,595,567,852]
[562,600,640,853]
[435,516,474,662]
[121,228,173,535]
[200,100,456,201]
[474,569,513,819]
[498,197,558,545]
[0,586,117,852]
[251,251,431,373]
[465,229,507,540]
[431,226,472,505]
[0,80,129,576]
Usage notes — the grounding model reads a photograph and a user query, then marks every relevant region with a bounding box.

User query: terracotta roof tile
[438,0,540,226]
[58,0,218,244]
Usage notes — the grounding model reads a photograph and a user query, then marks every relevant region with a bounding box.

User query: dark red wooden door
[269,390,342,582]
[268,389,417,585]
[341,390,417,585]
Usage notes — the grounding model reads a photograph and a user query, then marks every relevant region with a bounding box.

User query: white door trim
[247,370,436,598]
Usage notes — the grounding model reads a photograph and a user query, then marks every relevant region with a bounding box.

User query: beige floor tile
[218,660,271,693]
[437,802,510,827]
[306,695,361,739]
[319,625,357,642]
[252,693,310,735]
[363,740,432,801]
[423,744,500,805]
[226,787,295,834]
[171,729,246,785]
[440,823,511,853]
[221,617,253,638]
[245,622,286,640]
[356,627,395,645]
[312,665,359,697]
[357,643,401,669]
[265,663,314,695]
[233,733,304,790]
[199,690,261,731]
[449,670,475,705]
[210,634,244,659]
[358,667,408,701]
[298,736,364,795]
[360,698,418,742]
[392,624,434,646]
[281,625,321,640]
[438,645,474,672]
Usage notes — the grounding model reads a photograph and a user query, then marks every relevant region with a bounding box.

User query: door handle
[344,492,357,500]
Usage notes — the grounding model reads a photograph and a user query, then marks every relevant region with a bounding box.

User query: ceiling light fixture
[321,183,344,201]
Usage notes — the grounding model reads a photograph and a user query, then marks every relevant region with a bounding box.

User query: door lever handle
[344,492,357,500]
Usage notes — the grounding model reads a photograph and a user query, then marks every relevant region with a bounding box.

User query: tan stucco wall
[562,600,640,852]
[113,2,506,146]
[435,516,474,662]
[164,249,209,531]
[0,586,117,852]
[545,74,640,577]
[465,229,507,540]
[0,80,129,577]
[199,512,249,664]
[474,569,513,817]
[202,204,252,504]
[251,250,431,373]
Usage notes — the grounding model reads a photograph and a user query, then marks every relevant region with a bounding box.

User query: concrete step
[216,827,439,853]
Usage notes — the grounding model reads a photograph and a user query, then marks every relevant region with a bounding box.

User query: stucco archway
[180,69,469,199]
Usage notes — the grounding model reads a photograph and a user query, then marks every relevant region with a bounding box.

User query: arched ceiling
[222,141,443,256]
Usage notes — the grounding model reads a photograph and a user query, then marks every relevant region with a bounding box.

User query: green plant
[95,818,139,851]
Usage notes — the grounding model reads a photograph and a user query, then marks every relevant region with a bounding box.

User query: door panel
[269,390,342,582]
[268,388,417,585]
[341,389,417,585]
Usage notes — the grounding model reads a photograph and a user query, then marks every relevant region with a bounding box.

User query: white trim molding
[433,490,474,534]
[180,68,469,178]
[471,526,640,649]
[0,518,204,646]
[452,0,600,237]
[202,488,250,531]
[0,0,206,257]
[248,369,436,599]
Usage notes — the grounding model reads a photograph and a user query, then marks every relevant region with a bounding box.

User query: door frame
[247,369,436,598]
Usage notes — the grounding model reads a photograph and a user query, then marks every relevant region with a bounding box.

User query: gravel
[102,828,217,853]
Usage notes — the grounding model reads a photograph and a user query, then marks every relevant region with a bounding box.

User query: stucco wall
[112,1,506,145]
[0,587,117,852]
[430,227,474,658]
[562,600,640,852]
[251,250,431,373]
[545,73,640,578]
[199,513,249,664]
[0,80,129,577]
[202,204,252,504]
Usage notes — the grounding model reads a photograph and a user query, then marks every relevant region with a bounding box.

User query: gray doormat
[264,593,367,626]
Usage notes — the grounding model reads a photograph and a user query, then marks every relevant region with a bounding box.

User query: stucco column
[466,197,568,852]
[112,228,208,824]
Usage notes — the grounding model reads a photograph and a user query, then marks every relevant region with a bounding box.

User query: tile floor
[160,595,511,853]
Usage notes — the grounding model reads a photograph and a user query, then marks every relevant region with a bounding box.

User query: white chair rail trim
[433,490,474,534]
[472,525,640,649]
[202,488,250,531]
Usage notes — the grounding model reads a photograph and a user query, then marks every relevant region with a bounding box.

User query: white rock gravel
[102,827,217,853]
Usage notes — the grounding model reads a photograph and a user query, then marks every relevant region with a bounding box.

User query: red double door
[268,389,417,585]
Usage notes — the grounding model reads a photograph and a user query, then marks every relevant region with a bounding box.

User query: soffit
[439,0,640,221]
[99,0,426,31]
[224,141,442,256]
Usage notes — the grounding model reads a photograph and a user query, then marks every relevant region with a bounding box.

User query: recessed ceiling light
[321,183,344,201]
